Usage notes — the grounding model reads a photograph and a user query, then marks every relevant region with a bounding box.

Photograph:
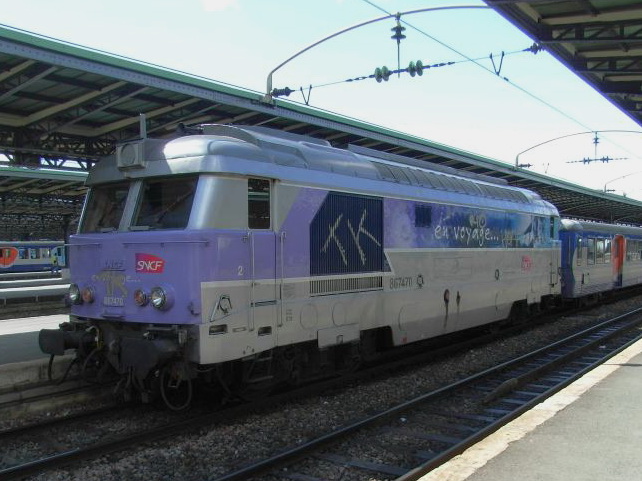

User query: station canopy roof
[1,12,642,226]
[486,0,642,128]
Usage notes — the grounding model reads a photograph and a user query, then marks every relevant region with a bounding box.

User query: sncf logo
[135,253,165,273]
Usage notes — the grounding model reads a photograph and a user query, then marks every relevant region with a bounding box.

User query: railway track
[0,305,640,481]
[212,307,642,481]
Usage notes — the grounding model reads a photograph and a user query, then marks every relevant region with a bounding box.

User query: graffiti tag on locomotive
[311,192,383,275]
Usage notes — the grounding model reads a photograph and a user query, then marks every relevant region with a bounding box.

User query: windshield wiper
[154,189,195,224]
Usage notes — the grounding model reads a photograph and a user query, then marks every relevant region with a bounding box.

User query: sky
[3,0,642,199]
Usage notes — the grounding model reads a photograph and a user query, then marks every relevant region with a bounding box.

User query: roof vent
[116,141,146,170]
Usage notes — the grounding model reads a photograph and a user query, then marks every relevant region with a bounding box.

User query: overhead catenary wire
[268,1,642,165]
[304,45,535,90]
[358,0,595,133]
[274,6,592,133]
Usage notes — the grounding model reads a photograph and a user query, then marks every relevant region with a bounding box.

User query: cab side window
[248,178,270,229]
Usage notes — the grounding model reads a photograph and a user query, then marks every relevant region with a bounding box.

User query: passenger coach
[560,219,642,298]
[0,240,64,273]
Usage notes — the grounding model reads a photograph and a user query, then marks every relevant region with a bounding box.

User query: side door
[612,234,625,288]
[248,178,278,352]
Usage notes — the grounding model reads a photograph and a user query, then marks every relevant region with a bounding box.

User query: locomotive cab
[39,133,281,407]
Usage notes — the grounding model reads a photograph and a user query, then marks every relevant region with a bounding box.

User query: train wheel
[160,362,193,411]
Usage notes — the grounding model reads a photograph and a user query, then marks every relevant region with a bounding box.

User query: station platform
[422,339,642,481]
[0,313,67,365]
[0,284,69,304]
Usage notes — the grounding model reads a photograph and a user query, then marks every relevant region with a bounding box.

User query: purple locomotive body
[69,230,206,324]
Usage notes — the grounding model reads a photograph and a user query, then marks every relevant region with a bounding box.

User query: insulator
[374,66,391,83]
[391,24,406,43]
[526,43,543,54]
[374,67,383,83]
[381,66,391,81]
[408,60,424,78]
[408,61,417,77]
[415,60,423,76]
[271,87,294,97]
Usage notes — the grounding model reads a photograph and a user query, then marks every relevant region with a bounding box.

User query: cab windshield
[132,177,197,230]
[80,182,129,233]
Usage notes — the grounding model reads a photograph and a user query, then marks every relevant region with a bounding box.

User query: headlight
[81,286,95,304]
[150,286,173,310]
[69,284,82,304]
[134,289,149,307]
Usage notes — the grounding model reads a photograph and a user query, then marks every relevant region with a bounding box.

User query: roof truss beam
[539,20,642,43]
[0,59,36,83]
[42,84,149,136]
[0,64,58,103]
[93,97,201,136]
[21,80,127,127]
[574,56,642,74]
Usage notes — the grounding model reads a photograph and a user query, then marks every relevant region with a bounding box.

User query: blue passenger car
[0,240,64,273]
[559,219,642,298]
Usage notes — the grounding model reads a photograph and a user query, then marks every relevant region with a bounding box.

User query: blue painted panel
[385,199,551,249]
[310,193,383,276]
